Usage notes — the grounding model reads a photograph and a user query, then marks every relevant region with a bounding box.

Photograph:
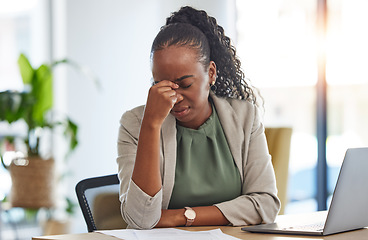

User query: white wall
[52,0,236,232]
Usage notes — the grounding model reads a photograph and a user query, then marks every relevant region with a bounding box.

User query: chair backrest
[264,127,292,215]
[75,174,127,232]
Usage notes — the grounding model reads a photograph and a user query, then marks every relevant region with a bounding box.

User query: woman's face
[151,46,216,129]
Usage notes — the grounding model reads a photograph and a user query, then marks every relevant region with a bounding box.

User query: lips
[171,107,189,118]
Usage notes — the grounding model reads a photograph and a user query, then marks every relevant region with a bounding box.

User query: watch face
[185,209,196,219]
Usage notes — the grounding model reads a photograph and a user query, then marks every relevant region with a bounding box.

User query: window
[0,0,50,91]
[1,1,50,238]
[326,0,368,202]
[0,0,49,210]
[237,0,368,213]
[237,0,319,213]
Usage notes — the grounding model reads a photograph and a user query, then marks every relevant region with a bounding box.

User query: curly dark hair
[151,6,256,102]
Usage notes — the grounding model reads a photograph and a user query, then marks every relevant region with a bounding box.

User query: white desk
[32,225,368,240]
[32,212,368,240]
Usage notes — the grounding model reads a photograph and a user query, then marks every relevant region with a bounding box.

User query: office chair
[75,174,127,232]
[264,127,293,215]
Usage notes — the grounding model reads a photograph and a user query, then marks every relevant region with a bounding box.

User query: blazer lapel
[211,93,244,180]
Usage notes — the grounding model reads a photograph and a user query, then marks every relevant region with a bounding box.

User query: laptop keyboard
[285,222,325,232]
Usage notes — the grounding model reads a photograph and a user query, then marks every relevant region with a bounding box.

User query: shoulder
[120,105,145,129]
[211,93,259,122]
[225,96,255,112]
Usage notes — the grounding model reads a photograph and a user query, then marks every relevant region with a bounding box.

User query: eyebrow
[154,75,194,85]
[174,75,194,82]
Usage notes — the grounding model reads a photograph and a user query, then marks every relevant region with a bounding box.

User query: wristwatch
[184,207,196,226]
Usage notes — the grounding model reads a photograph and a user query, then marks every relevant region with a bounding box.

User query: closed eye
[180,83,192,89]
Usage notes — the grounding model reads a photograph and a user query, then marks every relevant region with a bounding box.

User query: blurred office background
[1,0,367,239]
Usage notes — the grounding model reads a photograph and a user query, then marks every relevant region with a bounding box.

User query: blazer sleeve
[116,108,162,229]
[215,104,281,226]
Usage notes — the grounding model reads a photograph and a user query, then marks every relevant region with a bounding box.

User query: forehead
[151,46,204,79]
[152,46,199,64]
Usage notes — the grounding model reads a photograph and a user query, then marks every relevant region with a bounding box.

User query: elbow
[119,181,163,229]
[120,201,161,229]
[261,195,281,224]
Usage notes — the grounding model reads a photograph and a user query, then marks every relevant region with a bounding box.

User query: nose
[175,92,184,104]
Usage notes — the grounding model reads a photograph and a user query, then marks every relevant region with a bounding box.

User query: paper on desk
[97,228,241,240]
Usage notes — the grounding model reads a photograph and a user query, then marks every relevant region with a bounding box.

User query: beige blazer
[117,92,280,229]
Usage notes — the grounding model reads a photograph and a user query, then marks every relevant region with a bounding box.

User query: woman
[117,6,280,229]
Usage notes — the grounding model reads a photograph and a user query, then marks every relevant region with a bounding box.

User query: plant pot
[9,156,55,209]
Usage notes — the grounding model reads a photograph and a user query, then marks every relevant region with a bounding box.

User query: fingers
[144,80,184,126]
[158,87,177,97]
[147,80,181,109]
[151,80,180,105]
[156,82,183,105]
[153,80,179,89]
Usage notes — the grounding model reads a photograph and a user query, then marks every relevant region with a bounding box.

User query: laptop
[242,147,368,236]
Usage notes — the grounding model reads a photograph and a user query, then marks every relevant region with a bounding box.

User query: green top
[168,103,242,209]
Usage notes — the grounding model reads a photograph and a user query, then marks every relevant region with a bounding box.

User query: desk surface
[32,226,368,240]
[32,211,367,240]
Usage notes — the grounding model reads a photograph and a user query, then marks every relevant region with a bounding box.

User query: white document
[97,228,241,240]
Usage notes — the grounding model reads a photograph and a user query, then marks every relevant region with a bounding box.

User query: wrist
[175,208,187,227]
[158,209,186,228]
[141,117,162,131]
[142,107,167,129]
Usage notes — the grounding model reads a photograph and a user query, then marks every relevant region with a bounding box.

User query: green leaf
[0,91,27,123]
[65,197,76,215]
[24,208,39,220]
[32,64,53,124]
[64,118,78,156]
[0,91,15,122]
[17,53,34,85]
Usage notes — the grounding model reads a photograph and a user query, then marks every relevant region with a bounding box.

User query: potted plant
[0,53,96,210]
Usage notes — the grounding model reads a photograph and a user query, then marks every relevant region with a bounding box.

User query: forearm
[131,118,162,197]
[155,206,229,228]
[131,80,180,197]
[191,206,230,226]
